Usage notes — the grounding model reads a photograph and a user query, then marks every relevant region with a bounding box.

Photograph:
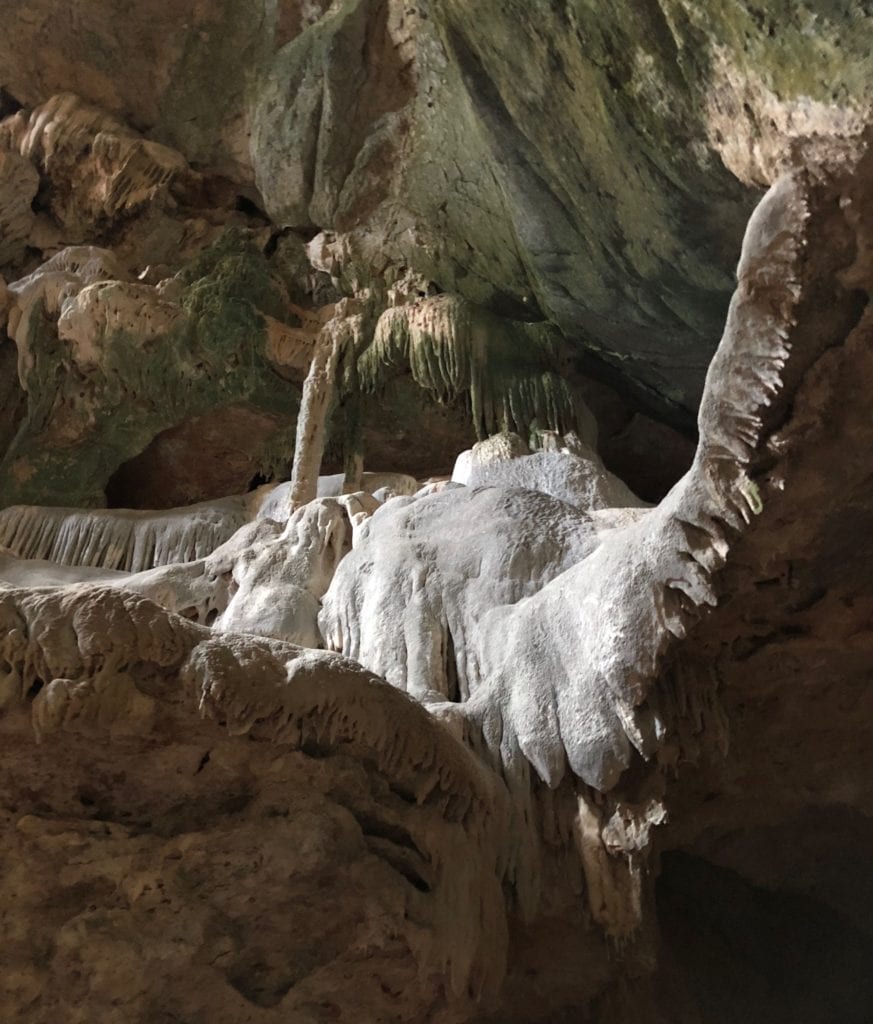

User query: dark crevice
[264,228,288,256]
[366,841,431,893]
[0,86,23,119]
[657,851,873,1023]
[788,587,827,614]
[236,194,267,219]
[217,792,254,816]
[26,678,44,700]
[731,623,812,660]
[361,832,432,894]
[299,737,334,759]
[386,780,417,805]
[247,471,271,491]
[443,626,461,702]
[288,224,320,241]
[351,810,422,855]
[754,286,869,479]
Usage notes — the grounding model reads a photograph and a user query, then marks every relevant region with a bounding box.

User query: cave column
[342,450,364,493]
[289,299,364,510]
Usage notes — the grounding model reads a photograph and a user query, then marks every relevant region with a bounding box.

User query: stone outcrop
[0,233,303,507]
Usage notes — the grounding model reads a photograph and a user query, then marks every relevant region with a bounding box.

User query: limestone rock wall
[2,1,871,426]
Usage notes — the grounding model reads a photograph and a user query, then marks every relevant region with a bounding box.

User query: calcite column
[289,300,364,509]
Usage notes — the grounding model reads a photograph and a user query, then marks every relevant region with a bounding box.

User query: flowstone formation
[2,5,873,1024]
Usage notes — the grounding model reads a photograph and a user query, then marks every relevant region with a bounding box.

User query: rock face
[2,5,873,1024]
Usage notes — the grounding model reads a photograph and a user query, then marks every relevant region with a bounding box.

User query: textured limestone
[361,295,591,442]
[464,448,645,513]
[3,2,871,419]
[1,8,873,1023]
[0,82,686,506]
[0,0,268,178]
[0,159,869,1018]
[0,148,37,266]
[1,93,189,234]
[0,585,511,1023]
[0,232,302,507]
[0,496,250,572]
[450,431,533,485]
[320,485,604,701]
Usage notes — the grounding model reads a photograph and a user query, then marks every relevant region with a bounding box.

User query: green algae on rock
[0,232,301,507]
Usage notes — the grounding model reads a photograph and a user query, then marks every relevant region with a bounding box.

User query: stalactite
[0,497,249,571]
[359,294,585,441]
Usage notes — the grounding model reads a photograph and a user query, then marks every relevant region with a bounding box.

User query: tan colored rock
[0,148,38,266]
[57,280,184,370]
[5,245,128,385]
[0,584,511,1022]
[0,273,9,328]
[262,301,334,381]
[0,0,266,179]
[0,8,872,1022]
[1,93,189,234]
[705,55,869,187]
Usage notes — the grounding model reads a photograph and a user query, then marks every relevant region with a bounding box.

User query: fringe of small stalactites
[359,294,582,441]
[7,92,188,220]
[0,497,249,573]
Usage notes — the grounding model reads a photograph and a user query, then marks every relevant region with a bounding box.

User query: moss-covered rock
[0,232,300,506]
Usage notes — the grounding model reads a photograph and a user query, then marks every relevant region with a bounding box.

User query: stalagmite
[215,495,379,645]
[451,430,531,484]
[256,472,414,523]
[464,448,646,511]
